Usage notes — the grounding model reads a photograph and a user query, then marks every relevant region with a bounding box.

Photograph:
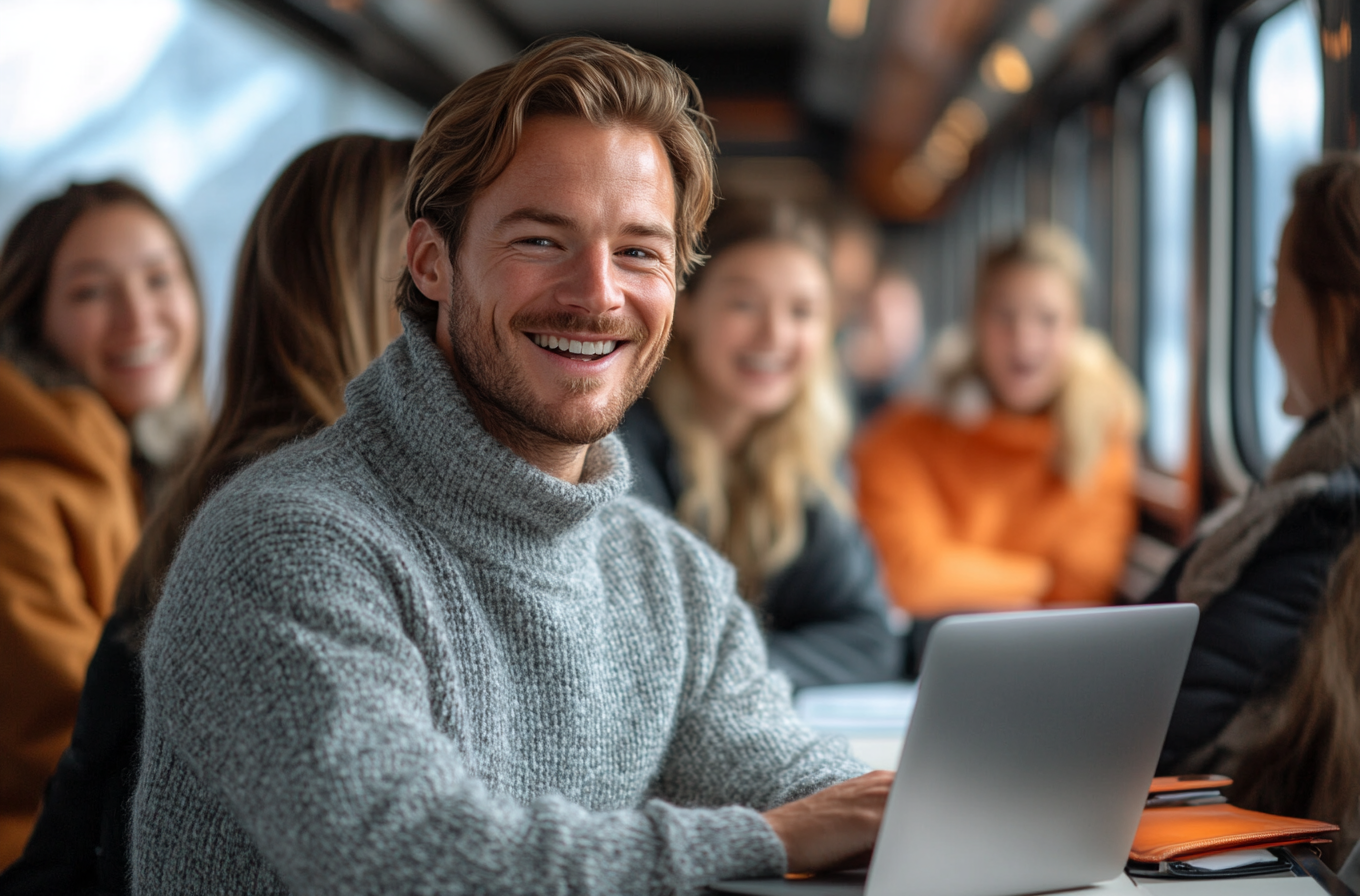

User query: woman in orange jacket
[0,182,203,866]
[853,223,1143,619]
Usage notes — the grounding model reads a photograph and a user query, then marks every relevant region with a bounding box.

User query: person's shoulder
[0,355,130,480]
[178,428,391,570]
[1274,463,1360,538]
[853,399,951,459]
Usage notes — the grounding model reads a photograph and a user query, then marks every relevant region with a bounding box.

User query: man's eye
[620,247,654,260]
[520,237,555,248]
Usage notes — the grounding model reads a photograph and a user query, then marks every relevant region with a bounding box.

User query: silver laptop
[713,603,1199,896]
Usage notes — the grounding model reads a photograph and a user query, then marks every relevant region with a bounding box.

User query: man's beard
[444,273,669,450]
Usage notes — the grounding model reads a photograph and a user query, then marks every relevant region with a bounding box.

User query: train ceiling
[244,0,1180,220]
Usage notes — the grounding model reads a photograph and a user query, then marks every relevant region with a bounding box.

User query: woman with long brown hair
[0,181,205,868]
[618,197,897,688]
[1150,156,1360,844]
[0,133,414,894]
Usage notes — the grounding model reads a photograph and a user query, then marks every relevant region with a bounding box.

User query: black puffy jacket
[618,397,899,689]
[1148,465,1360,773]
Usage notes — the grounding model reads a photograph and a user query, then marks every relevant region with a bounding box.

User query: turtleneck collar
[337,315,632,546]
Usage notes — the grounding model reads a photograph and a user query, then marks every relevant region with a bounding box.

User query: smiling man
[129,37,890,896]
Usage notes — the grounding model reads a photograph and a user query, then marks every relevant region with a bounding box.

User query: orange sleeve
[0,451,135,865]
[853,414,1050,617]
[1041,437,1139,607]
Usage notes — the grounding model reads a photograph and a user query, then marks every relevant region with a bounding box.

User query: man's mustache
[511,310,652,345]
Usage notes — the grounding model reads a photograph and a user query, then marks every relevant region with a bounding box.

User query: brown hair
[394,35,717,323]
[0,179,205,414]
[651,197,850,600]
[1233,532,1360,865]
[1285,154,1360,400]
[116,135,414,623]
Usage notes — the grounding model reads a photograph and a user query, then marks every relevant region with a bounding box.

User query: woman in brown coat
[0,134,413,894]
[0,182,204,865]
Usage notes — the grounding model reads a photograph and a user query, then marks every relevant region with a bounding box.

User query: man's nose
[558,244,624,314]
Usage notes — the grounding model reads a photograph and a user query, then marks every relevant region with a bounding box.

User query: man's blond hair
[396,36,718,322]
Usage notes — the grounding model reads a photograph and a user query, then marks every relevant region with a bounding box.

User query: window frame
[1110,54,1202,537]
[1212,0,1323,483]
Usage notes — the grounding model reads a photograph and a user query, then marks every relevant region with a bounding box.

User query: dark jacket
[618,397,899,689]
[0,609,138,895]
[1149,464,1360,773]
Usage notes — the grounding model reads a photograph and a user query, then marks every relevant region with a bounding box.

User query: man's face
[433,115,678,449]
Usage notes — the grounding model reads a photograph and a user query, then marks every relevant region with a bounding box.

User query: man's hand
[762,771,895,873]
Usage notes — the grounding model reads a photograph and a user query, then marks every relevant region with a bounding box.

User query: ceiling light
[892,158,944,212]
[940,97,989,146]
[923,129,970,179]
[1028,5,1059,40]
[981,42,1033,94]
[1323,22,1352,60]
[827,0,870,40]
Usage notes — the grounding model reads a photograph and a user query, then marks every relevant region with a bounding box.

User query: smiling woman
[619,196,898,688]
[0,180,204,866]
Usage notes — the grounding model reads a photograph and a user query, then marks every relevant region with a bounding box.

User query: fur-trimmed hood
[0,326,201,478]
[924,325,1145,486]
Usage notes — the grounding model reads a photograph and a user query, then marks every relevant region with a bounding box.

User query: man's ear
[407,219,451,304]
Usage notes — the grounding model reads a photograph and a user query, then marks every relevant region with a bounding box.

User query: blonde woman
[618,198,897,688]
[853,223,1143,618]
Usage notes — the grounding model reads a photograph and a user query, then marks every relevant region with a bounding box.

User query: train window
[1242,0,1323,466]
[1141,69,1196,473]
[0,0,424,398]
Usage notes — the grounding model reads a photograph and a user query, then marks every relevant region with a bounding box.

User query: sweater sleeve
[852,419,1050,616]
[1040,437,1138,606]
[762,501,899,688]
[654,556,870,810]
[135,498,794,896]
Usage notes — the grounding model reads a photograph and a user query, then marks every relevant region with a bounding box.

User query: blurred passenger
[0,134,413,892]
[825,199,881,328]
[1154,155,1360,785]
[840,265,924,424]
[618,198,898,688]
[853,223,1142,620]
[0,182,204,867]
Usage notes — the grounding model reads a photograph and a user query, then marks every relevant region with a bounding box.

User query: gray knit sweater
[130,319,864,895]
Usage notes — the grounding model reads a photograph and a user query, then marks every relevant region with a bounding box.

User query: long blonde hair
[115,135,414,624]
[652,198,851,600]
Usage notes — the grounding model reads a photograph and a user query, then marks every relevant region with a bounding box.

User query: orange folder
[1130,803,1339,863]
